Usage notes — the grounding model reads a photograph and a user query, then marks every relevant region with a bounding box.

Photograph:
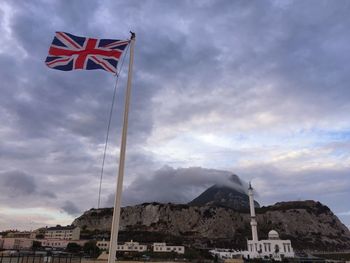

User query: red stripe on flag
[46,57,71,66]
[75,38,97,69]
[49,46,122,59]
[91,56,115,73]
[103,40,130,48]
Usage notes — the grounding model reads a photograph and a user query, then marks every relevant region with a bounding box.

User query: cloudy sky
[0,0,349,231]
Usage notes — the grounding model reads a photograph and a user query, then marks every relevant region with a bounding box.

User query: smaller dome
[268,230,280,240]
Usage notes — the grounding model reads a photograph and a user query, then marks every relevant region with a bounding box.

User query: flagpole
[107,32,135,263]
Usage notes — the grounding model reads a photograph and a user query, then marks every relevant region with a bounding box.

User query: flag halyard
[45,32,129,73]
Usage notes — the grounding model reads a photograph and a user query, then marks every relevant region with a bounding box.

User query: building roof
[46,225,77,231]
[268,230,280,239]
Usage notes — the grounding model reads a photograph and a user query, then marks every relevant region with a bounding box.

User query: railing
[0,254,82,263]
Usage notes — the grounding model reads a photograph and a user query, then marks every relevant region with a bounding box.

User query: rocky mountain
[72,200,350,251]
[188,174,260,210]
[189,185,260,210]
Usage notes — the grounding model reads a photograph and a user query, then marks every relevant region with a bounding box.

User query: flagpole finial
[130,31,136,40]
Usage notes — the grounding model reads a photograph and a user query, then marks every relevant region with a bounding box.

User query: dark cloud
[235,164,350,225]
[122,166,247,205]
[40,191,57,199]
[1,171,37,196]
[0,170,59,201]
[61,201,81,216]
[0,0,349,229]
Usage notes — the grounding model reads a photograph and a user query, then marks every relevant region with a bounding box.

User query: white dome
[268,230,280,239]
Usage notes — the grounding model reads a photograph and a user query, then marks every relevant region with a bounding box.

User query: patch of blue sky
[322,130,350,141]
[151,126,350,170]
[237,128,350,149]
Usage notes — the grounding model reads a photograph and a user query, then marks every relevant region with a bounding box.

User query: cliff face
[255,201,350,250]
[188,185,260,210]
[188,174,260,210]
[72,201,350,251]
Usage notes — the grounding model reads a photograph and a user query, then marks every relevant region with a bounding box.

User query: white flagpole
[107,32,135,263]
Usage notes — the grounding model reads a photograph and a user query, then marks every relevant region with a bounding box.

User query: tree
[184,247,200,260]
[32,241,42,251]
[83,240,100,258]
[274,244,279,253]
[66,242,82,253]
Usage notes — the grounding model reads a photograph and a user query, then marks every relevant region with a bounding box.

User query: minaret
[248,182,258,241]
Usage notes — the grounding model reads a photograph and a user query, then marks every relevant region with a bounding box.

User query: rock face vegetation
[73,200,350,251]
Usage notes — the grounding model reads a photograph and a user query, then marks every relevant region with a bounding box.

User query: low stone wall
[82,261,187,263]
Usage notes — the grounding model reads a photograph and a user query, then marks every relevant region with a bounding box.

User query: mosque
[210,183,295,261]
[246,183,294,260]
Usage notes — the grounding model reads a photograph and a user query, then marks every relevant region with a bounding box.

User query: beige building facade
[40,239,87,249]
[1,238,33,250]
[44,226,80,240]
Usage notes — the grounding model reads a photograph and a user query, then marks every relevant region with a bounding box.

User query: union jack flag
[45,32,129,74]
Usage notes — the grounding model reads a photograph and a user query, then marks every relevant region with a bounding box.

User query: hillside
[188,174,260,210]
[189,185,260,210]
[72,200,350,251]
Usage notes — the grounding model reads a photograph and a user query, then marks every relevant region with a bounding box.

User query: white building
[6,231,34,239]
[153,243,185,254]
[40,239,87,249]
[209,248,249,260]
[246,183,294,260]
[247,230,294,260]
[44,225,80,240]
[210,183,294,261]
[96,240,109,250]
[118,240,147,252]
[96,240,147,252]
[41,239,69,249]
